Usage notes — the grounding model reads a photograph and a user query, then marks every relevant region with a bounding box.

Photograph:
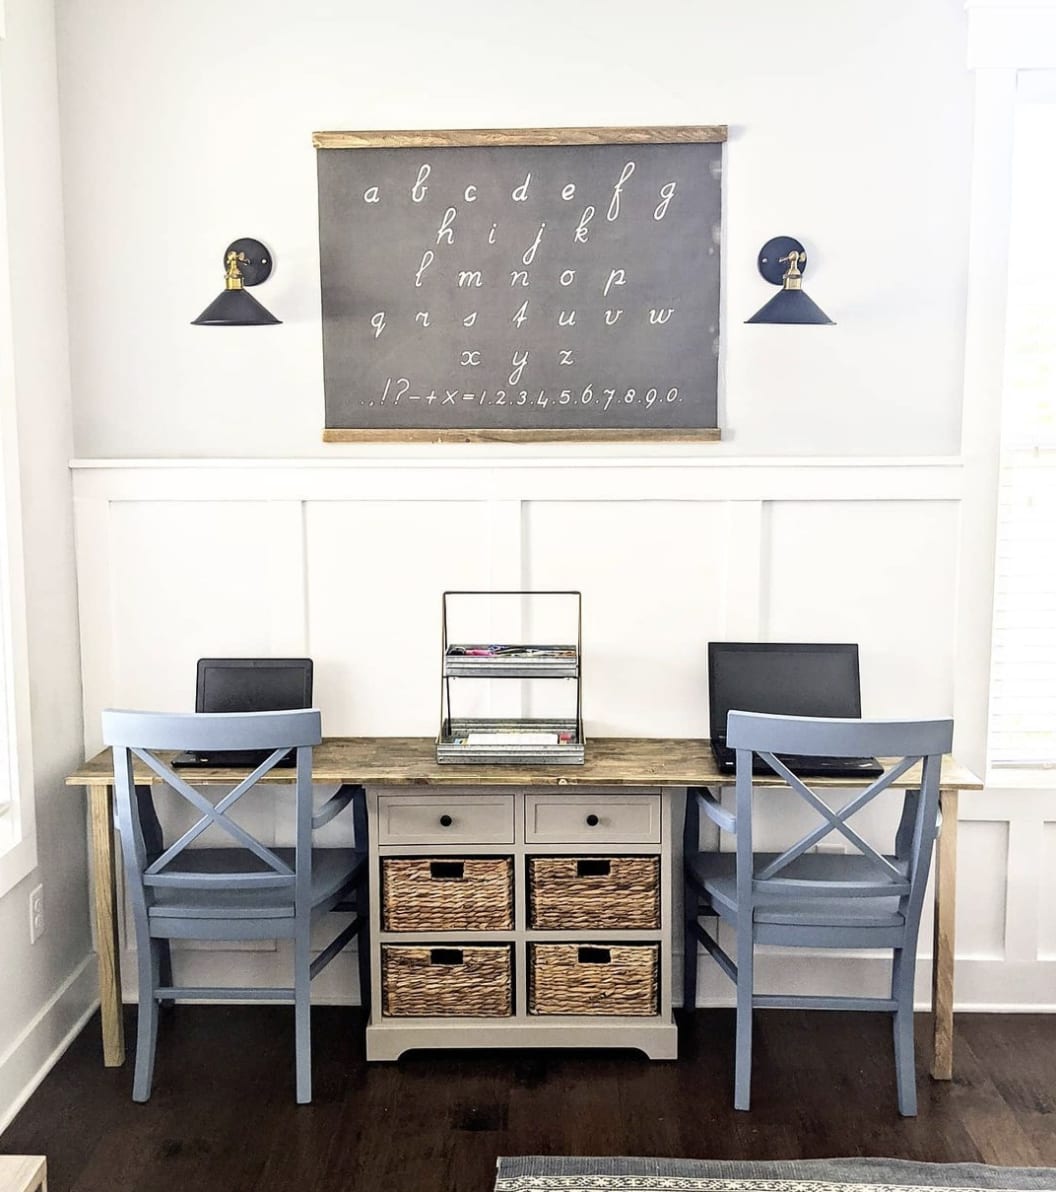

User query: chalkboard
[314,127,725,442]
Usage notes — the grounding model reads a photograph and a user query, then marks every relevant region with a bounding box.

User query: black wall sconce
[191,237,282,326]
[745,236,834,325]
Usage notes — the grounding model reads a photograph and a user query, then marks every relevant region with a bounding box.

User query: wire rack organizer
[436,590,585,764]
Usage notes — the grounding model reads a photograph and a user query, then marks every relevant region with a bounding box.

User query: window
[988,76,1056,768]
[0,46,38,894]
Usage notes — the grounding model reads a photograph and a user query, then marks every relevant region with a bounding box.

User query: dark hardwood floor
[2,1008,1053,1192]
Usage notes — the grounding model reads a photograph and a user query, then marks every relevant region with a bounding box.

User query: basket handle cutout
[430,861,465,880]
[430,948,464,966]
[578,946,612,965]
[576,859,611,878]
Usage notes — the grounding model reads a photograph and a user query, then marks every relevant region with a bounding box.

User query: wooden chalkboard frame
[314,126,727,444]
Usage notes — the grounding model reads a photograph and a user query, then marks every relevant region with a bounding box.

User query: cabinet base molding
[365,1019,678,1062]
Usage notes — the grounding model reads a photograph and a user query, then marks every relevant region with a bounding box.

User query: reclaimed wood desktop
[66,737,980,1076]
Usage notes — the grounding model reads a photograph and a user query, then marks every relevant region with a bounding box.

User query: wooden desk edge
[66,740,983,791]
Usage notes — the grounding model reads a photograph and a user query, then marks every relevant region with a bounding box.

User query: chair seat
[147,847,365,920]
[688,851,907,928]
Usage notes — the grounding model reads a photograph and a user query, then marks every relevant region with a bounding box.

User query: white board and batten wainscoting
[70,455,1056,1014]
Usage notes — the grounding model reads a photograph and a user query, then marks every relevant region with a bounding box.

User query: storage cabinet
[365,784,676,1060]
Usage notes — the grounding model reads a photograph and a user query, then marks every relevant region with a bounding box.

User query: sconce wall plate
[756,235,806,285]
[192,237,281,326]
[746,235,834,325]
[224,237,274,286]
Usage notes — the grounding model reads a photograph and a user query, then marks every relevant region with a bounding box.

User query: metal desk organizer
[436,591,585,764]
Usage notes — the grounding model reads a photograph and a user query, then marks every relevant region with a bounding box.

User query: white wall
[55,0,973,459]
[49,0,1055,1016]
[0,0,94,1132]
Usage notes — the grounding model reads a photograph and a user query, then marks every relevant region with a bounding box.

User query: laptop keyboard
[713,743,881,777]
[751,753,882,776]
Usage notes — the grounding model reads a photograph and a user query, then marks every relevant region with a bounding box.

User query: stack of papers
[465,732,559,746]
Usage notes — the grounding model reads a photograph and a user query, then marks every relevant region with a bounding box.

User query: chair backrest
[726,711,953,934]
[102,709,322,921]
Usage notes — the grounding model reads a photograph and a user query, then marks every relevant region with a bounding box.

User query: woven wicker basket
[382,944,513,1017]
[382,857,514,931]
[528,856,660,930]
[529,943,659,1016]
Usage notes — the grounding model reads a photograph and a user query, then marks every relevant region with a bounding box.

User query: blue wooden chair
[102,708,368,1104]
[683,711,953,1116]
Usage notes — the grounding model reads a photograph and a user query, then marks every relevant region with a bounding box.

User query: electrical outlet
[29,884,45,944]
[814,842,846,855]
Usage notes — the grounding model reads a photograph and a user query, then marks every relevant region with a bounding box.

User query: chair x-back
[102,708,367,1104]
[684,711,953,1115]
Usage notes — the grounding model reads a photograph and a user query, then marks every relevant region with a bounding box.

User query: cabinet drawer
[376,793,514,845]
[382,857,514,931]
[528,856,660,930]
[382,945,513,1018]
[524,794,661,844]
[529,943,659,1016]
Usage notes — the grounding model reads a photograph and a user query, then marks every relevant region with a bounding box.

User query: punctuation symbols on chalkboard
[191,237,281,326]
[745,236,835,326]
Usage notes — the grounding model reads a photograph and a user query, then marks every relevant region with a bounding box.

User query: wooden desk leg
[87,785,125,1067]
[931,787,958,1081]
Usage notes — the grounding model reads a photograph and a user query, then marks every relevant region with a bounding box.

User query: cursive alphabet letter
[415,250,435,287]
[411,163,431,203]
[607,161,636,221]
[436,206,457,246]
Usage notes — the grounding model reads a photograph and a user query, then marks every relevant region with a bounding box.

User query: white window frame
[0,14,39,896]
[987,75,1056,773]
[955,1,1056,785]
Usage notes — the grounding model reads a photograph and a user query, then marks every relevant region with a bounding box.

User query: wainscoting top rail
[69,456,967,471]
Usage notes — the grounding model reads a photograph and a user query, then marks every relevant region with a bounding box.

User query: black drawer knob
[585,813,600,827]
[439,814,453,828]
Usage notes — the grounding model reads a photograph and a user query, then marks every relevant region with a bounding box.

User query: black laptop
[708,642,883,779]
[172,658,314,768]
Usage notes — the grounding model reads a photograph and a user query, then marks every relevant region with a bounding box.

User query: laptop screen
[195,658,313,715]
[708,643,861,742]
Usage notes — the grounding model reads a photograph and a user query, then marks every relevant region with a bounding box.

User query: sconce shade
[745,235,834,325]
[191,237,281,326]
[192,287,281,326]
[745,286,834,325]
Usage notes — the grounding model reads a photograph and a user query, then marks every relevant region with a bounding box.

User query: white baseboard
[0,955,98,1135]
[684,950,1056,1013]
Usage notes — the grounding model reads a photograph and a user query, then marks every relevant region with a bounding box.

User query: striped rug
[495,1159,1056,1192]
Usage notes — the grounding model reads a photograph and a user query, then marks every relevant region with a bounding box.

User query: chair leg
[132,938,161,1102]
[892,947,918,1116]
[356,880,371,1019]
[134,786,174,1008]
[294,925,312,1105]
[683,882,698,1013]
[734,926,754,1111]
[158,942,174,1009]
